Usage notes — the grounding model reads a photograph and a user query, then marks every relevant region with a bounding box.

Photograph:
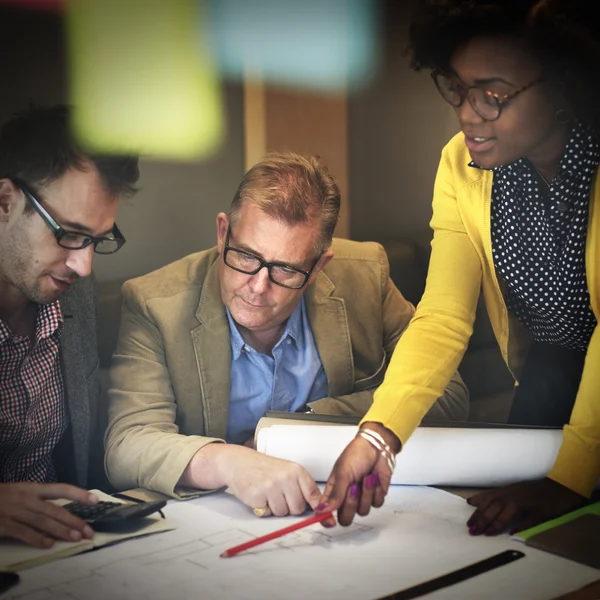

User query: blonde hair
[229,152,341,253]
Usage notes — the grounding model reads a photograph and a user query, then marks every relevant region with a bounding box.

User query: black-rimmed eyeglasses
[223,226,320,290]
[431,71,544,121]
[8,177,126,255]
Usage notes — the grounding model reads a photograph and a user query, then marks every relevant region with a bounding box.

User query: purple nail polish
[484,526,495,536]
[350,483,359,499]
[373,472,381,486]
[314,503,328,512]
[468,526,478,535]
[365,474,374,489]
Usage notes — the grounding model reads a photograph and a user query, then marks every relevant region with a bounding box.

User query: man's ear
[216,212,229,253]
[307,249,334,285]
[0,179,20,223]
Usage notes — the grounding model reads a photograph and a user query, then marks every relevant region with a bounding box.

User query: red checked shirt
[0,301,68,483]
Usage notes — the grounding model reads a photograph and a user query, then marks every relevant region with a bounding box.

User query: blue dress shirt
[225,297,328,444]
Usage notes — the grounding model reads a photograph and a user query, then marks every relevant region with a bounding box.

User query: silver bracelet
[362,430,396,472]
[357,430,395,474]
[361,429,396,470]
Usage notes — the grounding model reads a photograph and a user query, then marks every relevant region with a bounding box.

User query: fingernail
[365,475,374,489]
[373,472,381,486]
[314,503,328,512]
[467,518,474,527]
[42,536,54,548]
[468,526,478,535]
[70,529,82,541]
[88,493,99,503]
[83,526,94,538]
[350,483,359,499]
[484,526,496,536]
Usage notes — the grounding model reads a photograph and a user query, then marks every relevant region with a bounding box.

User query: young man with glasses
[0,105,138,548]
[105,152,468,516]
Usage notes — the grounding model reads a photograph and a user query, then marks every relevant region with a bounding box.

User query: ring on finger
[252,506,272,518]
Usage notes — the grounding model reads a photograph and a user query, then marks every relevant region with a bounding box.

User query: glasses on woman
[9,177,125,254]
[431,71,544,121]
[223,226,320,289]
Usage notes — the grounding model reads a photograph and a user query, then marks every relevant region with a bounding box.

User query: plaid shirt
[0,301,68,482]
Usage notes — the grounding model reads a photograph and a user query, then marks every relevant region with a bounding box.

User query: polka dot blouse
[470,122,599,353]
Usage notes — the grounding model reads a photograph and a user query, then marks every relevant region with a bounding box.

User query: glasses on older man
[223,226,320,289]
[431,71,544,121]
[8,177,126,254]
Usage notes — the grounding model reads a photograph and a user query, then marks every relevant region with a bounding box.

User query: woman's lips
[464,134,495,153]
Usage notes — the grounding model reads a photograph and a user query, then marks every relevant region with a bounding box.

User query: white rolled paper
[256,424,600,489]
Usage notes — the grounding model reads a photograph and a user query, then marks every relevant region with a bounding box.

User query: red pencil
[220,511,334,558]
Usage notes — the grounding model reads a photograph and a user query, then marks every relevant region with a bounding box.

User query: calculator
[63,500,167,531]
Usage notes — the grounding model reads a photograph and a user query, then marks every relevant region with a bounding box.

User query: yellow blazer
[365,132,600,498]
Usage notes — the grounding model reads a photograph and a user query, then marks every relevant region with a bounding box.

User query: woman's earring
[555,108,570,124]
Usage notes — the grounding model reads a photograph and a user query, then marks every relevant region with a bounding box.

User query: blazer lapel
[58,280,93,487]
[306,271,355,397]
[191,261,231,439]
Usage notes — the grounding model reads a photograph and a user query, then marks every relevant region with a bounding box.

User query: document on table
[5,486,599,600]
[256,423,600,489]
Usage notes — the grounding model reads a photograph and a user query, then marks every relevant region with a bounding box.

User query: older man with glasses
[105,152,468,516]
[0,105,139,548]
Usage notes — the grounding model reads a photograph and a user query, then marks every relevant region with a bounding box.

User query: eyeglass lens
[435,74,500,120]
[226,249,307,288]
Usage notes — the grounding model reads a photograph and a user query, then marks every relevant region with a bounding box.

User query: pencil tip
[220,552,230,558]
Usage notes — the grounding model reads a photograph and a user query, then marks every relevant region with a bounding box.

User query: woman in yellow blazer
[319,0,600,534]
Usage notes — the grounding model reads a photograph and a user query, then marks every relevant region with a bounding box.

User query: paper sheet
[257,424,600,489]
[4,487,598,600]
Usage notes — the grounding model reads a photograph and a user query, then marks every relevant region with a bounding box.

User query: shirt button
[556,201,568,212]
[243,345,249,352]
[274,375,279,381]
[286,339,292,345]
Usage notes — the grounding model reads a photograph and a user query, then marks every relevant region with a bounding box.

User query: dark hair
[229,152,341,253]
[0,104,139,198]
[406,0,600,136]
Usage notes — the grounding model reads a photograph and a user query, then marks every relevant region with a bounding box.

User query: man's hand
[467,477,587,536]
[0,483,98,548]
[318,422,400,527]
[225,449,322,516]
[181,444,322,516]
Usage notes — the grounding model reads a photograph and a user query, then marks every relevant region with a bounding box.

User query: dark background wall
[348,0,457,244]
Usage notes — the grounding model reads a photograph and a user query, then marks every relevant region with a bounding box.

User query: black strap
[378,550,525,600]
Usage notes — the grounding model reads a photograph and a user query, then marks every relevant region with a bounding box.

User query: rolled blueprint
[256,424,600,489]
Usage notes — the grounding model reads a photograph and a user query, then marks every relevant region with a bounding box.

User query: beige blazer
[105,239,468,496]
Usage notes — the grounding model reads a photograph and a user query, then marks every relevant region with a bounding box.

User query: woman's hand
[317,422,400,526]
[466,477,587,535]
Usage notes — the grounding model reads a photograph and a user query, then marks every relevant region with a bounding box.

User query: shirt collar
[0,300,63,345]
[36,301,64,344]
[226,297,305,360]
[0,319,9,345]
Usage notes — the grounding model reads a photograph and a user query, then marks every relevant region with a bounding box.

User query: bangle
[364,429,396,471]
[356,429,396,474]
[360,429,394,454]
